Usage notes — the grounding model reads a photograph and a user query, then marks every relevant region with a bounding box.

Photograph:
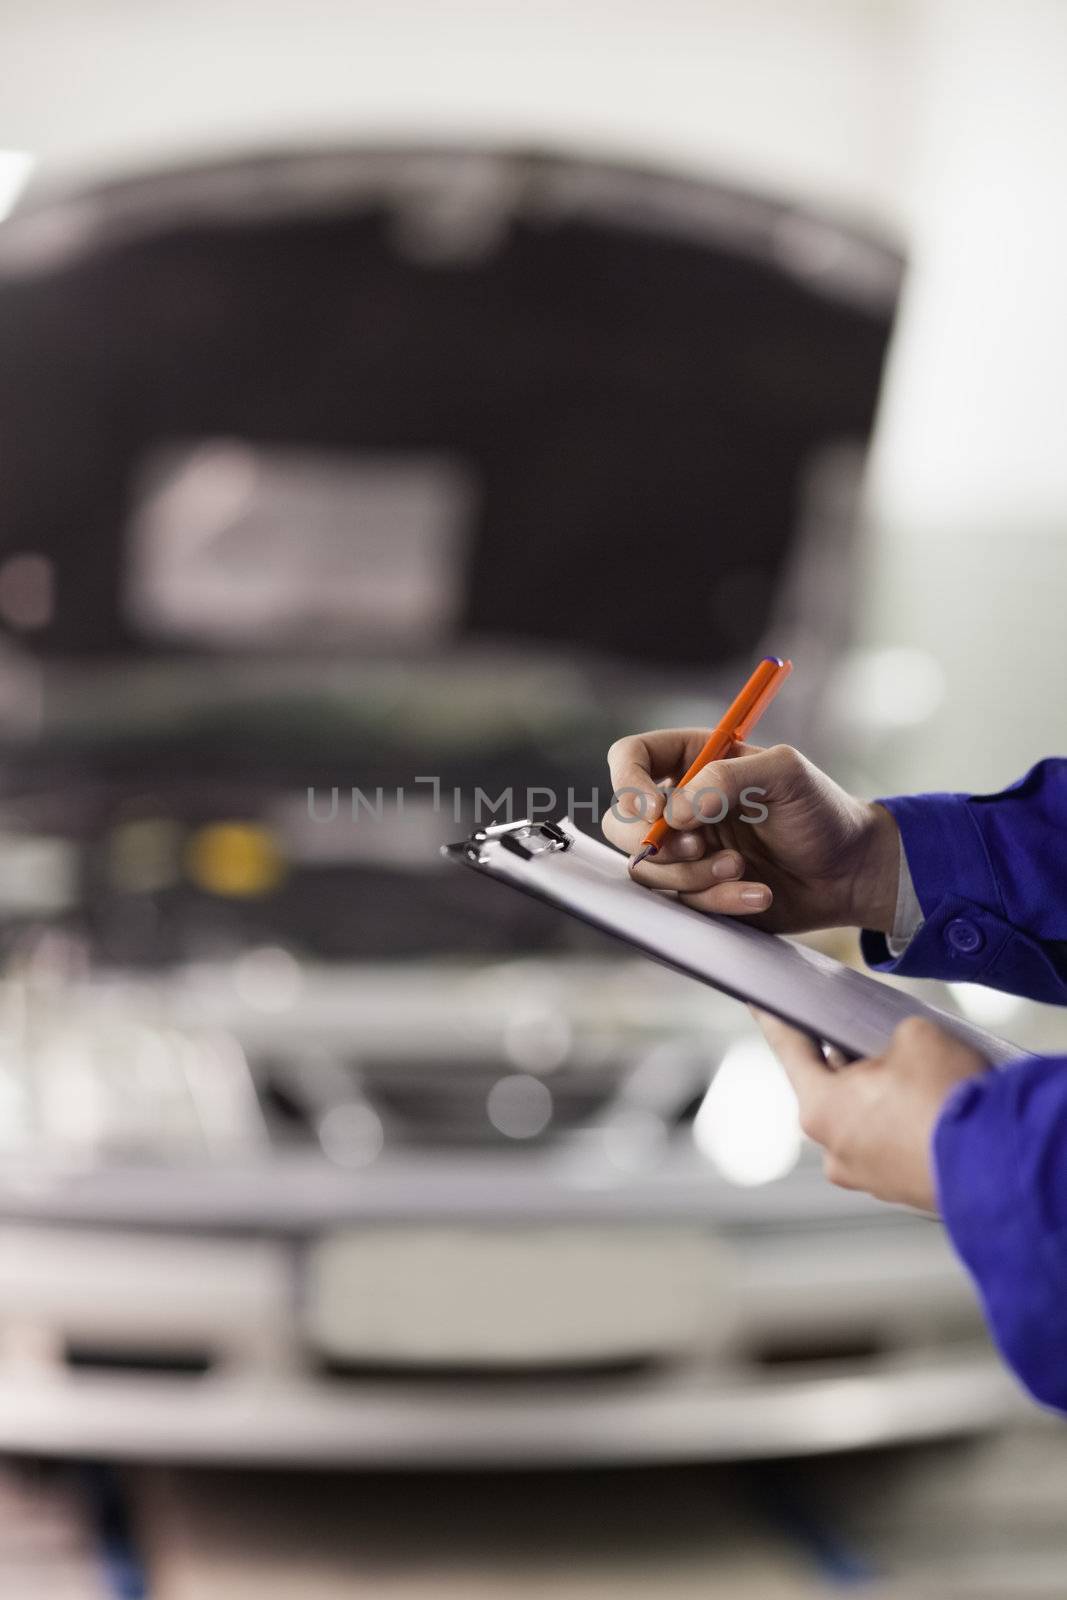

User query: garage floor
[130,1423,1067,1599]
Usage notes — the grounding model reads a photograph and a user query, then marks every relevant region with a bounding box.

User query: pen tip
[632,845,657,867]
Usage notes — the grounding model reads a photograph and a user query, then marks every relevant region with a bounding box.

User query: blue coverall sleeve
[859,758,1067,1410]
[933,1060,1067,1410]
[860,758,1067,1003]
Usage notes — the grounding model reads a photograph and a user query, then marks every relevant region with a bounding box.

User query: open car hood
[0,145,901,669]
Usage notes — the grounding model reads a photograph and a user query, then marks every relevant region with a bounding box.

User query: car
[0,145,1023,1465]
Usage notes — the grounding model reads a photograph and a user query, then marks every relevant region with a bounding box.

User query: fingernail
[677,833,703,859]
[712,853,740,879]
[740,886,771,907]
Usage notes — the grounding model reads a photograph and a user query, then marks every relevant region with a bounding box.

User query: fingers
[665,743,802,829]
[750,1008,836,1138]
[823,1152,859,1190]
[888,1014,986,1073]
[601,802,646,855]
[752,1009,826,1080]
[600,799,696,857]
[604,805,774,912]
[890,1015,952,1055]
[601,732,787,917]
[884,1015,990,1104]
[605,731,772,826]
[647,829,707,865]
[681,880,772,916]
[629,845,743,893]
[606,730,706,822]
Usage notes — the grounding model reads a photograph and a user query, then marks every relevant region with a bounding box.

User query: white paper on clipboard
[444,817,1019,1066]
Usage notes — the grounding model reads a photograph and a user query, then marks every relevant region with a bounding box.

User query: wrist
[848,802,901,934]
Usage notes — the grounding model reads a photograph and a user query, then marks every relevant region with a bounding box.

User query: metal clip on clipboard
[446,819,571,867]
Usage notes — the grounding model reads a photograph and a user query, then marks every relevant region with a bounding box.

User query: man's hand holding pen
[603,736,902,934]
[603,729,989,1213]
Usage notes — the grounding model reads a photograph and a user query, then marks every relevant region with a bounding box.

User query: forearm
[934,1052,1067,1412]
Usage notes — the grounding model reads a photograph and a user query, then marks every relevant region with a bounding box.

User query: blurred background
[0,0,1064,1594]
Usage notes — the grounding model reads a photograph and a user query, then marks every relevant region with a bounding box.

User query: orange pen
[632,655,793,865]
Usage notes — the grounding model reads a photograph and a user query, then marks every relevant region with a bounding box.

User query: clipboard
[444,817,1019,1066]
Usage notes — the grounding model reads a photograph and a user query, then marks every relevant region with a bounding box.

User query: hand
[752,1011,988,1211]
[603,735,901,933]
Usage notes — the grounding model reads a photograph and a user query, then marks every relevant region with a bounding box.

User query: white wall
[864,0,1067,792]
[0,0,913,232]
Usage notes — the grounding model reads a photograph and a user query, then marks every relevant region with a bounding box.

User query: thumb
[665,745,788,830]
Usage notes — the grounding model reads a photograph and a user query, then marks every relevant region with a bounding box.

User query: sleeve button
[945,917,985,955]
